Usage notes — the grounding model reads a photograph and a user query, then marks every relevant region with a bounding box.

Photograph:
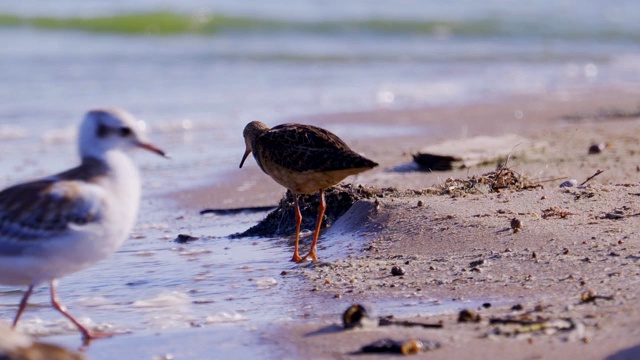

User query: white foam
[204,311,246,324]
[254,277,278,290]
[132,292,191,308]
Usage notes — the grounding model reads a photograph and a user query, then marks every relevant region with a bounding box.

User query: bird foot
[81,329,122,345]
[303,252,318,262]
[291,254,305,263]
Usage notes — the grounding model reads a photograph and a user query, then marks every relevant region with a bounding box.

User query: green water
[0,12,515,37]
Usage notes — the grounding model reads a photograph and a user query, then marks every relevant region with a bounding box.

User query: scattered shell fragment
[605,213,624,220]
[174,234,199,244]
[469,259,486,268]
[588,143,605,154]
[510,218,523,233]
[343,304,368,329]
[489,317,576,337]
[580,289,614,303]
[360,338,441,355]
[560,179,578,188]
[458,309,481,323]
[391,266,406,276]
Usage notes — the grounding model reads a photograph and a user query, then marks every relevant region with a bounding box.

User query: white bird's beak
[137,141,169,158]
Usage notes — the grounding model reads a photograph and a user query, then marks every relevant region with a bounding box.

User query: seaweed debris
[436,165,541,197]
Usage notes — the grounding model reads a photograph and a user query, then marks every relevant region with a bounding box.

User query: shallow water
[0,180,495,358]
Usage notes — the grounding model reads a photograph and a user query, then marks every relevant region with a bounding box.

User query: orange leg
[303,189,325,262]
[50,279,115,342]
[12,284,34,329]
[291,194,304,262]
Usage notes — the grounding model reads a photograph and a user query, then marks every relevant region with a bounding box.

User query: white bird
[0,108,166,341]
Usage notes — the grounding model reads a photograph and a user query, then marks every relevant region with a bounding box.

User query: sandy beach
[171,86,640,359]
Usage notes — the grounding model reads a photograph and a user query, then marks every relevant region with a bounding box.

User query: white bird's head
[78,108,167,160]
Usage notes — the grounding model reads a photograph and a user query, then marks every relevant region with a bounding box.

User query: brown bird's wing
[256,124,377,173]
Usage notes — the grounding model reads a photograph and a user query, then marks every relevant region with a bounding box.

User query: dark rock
[174,234,199,244]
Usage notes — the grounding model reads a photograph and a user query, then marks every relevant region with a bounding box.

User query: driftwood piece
[413,134,547,171]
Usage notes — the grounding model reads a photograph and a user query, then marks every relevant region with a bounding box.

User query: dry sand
[174,86,640,359]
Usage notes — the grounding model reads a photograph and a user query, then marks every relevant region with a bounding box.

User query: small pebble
[417,200,424,207]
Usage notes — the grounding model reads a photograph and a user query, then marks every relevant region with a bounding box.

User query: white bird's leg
[12,284,34,329]
[50,279,114,341]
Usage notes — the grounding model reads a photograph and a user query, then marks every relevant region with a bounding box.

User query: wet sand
[174,86,640,359]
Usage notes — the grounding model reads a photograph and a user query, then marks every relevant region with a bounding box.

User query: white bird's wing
[0,178,106,254]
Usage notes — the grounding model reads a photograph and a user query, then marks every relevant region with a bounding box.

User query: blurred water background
[1,0,640,184]
[0,1,639,357]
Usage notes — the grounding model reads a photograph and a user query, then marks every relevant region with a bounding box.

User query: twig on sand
[378,317,444,329]
[580,169,604,186]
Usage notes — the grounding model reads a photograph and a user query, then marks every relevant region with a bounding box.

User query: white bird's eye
[119,127,132,137]
[97,124,110,138]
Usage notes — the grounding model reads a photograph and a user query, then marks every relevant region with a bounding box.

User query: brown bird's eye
[119,127,132,137]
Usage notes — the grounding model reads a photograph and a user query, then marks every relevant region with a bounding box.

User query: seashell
[559,179,578,188]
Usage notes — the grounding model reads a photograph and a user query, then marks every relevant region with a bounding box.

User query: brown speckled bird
[240,121,378,262]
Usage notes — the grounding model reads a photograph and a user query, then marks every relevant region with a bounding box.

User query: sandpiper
[240,121,378,262]
[0,108,166,341]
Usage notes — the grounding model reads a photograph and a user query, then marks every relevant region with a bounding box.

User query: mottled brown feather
[253,123,378,173]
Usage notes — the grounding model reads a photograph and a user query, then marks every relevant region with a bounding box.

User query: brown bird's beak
[239,148,251,168]
[137,141,169,158]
